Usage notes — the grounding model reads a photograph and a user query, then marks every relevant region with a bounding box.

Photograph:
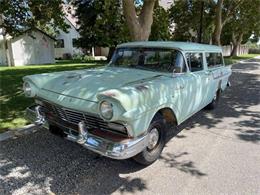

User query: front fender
[123,103,180,137]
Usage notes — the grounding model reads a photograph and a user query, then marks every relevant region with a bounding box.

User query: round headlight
[23,82,32,97]
[100,101,113,120]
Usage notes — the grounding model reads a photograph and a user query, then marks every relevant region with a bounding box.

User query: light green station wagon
[23,41,232,165]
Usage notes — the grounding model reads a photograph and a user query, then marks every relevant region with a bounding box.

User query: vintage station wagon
[24,41,232,165]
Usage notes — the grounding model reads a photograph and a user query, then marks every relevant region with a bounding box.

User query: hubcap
[147,128,159,150]
[213,94,217,101]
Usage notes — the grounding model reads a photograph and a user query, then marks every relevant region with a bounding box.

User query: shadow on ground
[0,128,205,194]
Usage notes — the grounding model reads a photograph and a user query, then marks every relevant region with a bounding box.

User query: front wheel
[133,116,166,165]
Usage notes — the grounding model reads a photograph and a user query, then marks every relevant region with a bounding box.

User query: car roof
[117,41,222,52]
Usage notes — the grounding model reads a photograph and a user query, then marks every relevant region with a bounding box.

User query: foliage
[0,0,69,37]
[221,0,260,45]
[73,0,130,48]
[169,0,259,46]
[83,55,95,62]
[168,0,214,43]
[149,2,171,41]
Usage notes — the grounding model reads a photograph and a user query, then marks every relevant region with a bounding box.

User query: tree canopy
[73,0,171,46]
[0,0,68,36]
[73,0,129,48]
[221,0,260,55]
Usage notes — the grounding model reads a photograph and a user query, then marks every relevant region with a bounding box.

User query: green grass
[0,61,105,133]
[224,54,260,65]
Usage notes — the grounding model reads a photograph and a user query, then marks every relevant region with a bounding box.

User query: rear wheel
[133,116,166,165]
[207,90,221,110]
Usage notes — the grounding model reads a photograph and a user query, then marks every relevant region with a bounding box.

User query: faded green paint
[23,41,232,137]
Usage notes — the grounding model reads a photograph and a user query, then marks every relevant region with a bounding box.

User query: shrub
[83,55,95,62]
[62,53,72,60]
[72,53,84,61]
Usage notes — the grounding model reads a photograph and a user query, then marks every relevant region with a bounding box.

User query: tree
[0,0,68,36]
[169,0,214,43]
[211,0,244,45]
[221,0,260,56]
[122,0,157,41]
[73,0,130,59]
[149,1,171,41]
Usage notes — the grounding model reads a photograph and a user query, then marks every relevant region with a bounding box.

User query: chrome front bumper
[25,105,148,159]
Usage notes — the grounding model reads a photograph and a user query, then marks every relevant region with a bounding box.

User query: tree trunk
[107,47,116,62]
[212,0,223,45]
[122,0,156,41]
[231,32,243,57]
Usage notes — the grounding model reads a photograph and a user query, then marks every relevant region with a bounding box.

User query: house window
[72,38,78,48]
[186,53,203,72]
[206,53,223,68]
[55,39,64,48]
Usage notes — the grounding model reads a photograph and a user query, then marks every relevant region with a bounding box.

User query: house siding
[10,31,55,66]
[55,17,82,58]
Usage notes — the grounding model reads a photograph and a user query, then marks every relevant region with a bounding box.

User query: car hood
[27,67,163,102]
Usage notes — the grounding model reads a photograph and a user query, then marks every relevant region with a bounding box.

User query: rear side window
[185,53,203,72]
[206,53,223,68]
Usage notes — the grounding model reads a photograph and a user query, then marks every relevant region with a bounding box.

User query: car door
[170,51,198,122]
[204,52,225,104]
[184,52,207,116]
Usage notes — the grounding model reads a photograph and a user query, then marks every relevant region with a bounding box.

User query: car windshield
[109,47,184,73]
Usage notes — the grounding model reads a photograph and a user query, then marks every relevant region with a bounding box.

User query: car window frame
[205,52,224,69]
[109,47,189,74]
[184,51,205,73]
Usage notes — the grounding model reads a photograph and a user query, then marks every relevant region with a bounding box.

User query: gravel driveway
[1,59,259,195]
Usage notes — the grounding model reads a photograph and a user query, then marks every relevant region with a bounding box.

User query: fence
[222,45,249,56]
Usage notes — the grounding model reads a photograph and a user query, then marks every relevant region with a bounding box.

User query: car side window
[185,53,203,72]
[206,52,223,68]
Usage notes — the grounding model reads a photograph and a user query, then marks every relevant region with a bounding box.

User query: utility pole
[198,1,204,43]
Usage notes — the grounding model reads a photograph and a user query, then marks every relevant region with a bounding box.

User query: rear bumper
[25,105,148,159]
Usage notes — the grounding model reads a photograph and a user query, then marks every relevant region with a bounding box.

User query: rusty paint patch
[135,85,148,91]
[103,92,117,97]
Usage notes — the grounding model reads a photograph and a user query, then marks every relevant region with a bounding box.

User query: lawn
[224,54,260,65]
[0,61,105,133]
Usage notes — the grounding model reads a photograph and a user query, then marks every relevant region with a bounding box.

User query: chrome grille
[42,101,127,135]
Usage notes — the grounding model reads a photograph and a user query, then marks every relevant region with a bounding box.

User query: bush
[249,48,260,54]
[83,55,95,62]
[72,53,84,61]
[62,53,72,60]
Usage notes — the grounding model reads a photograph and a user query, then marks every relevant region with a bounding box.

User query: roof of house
[117,41,222,52]
[13,28,56,41]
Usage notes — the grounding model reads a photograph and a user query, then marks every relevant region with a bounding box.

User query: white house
[54,16,83,59]
[0,28,55,66]
[55,5,109,59]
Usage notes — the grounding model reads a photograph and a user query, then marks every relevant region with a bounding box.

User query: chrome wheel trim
[213,93,217,101]
[147,128,160,150]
